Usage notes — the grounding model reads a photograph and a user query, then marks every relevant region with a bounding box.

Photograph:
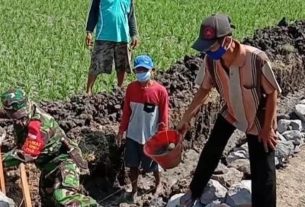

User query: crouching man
[0,88,98,207]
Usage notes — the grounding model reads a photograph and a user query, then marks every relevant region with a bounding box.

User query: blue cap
[134,55,154,70]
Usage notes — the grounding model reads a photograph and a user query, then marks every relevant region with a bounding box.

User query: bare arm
[263,90,278,129]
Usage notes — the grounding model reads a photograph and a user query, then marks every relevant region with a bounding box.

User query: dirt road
[277,146,305,207]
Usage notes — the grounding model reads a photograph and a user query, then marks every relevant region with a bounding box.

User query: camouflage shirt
[4,101,84,173]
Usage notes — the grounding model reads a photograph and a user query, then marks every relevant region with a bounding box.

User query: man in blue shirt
[85,0,139,96]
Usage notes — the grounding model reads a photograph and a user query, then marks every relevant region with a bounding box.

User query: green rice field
[0,0,304,100]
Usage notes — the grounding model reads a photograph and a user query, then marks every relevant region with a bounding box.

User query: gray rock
[0,191,15,207]
[166,193,203,207]
[239,143,248,152]
[277,133,287,142]
[119,203,129,207]
[299,99,305,105]
[225,180,252,207]
[228,159,251,177]
[214,162,229,175]
[295,104,305,115]
[226,151,246,164]
[223,130,246,156]
[278,119,291,133]
[282,130,302,141]
[204,200,221,206]
[294,145,302,154]
[291,111,305,124]
[278,119,302,133]
[275,140,294,166]
[200,180,228,205]
[150,197,166,207]
[226,144,249,164]
[293,137,304,146]
[290,120,303,131]
[275,157,280,166]
[205,202,231,207]
[277,114,290,120]
[212,168,243,187]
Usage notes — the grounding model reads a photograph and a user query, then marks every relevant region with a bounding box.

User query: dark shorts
[124,138,159,172]
[89,40,131,76]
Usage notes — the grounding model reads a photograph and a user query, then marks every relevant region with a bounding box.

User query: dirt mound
[1,18,305,206]
[243,18,305,96]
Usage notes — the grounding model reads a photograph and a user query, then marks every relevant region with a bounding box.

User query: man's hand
[176,119,190,136]
[130,36,139,49]
[116,132,124,147]
[258,127,278,152]
[85,32,93,48]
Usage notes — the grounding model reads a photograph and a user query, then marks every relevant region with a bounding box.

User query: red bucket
[144,130,183,169]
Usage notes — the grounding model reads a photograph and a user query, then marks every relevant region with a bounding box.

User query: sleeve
[261,60,282,95]
[195,56,215,90]
[3,150,23,168]
[21,120,46,157]
[158,87,169,131]
[119,86,132,134]
[86,0,100,32]
[128,0,138,38]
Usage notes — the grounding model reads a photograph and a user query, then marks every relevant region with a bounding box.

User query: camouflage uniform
[1,89,98,207]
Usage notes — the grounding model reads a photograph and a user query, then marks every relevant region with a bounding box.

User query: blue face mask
[136,72,151,82]
[206,47,227,60]
[206,38,232,60]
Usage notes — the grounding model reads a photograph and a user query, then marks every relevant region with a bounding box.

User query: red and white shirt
[119,81,169,144]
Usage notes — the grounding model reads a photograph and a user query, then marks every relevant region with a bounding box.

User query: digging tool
[0,127,6,194]
[20,163,32,207]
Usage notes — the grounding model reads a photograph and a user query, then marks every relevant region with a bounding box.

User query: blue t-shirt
[96,0,131,43]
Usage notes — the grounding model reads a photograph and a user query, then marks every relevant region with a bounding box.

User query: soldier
[0,88,98,207]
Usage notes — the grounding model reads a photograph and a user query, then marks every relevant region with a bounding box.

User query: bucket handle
[157,122,185,145]
[157,122,170,145]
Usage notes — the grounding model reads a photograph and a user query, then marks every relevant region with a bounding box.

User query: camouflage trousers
[39,159,98,207]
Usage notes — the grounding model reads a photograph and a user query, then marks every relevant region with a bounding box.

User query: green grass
[0,0,304,101]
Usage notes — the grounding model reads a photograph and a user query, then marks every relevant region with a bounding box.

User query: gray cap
[192,14,235,52]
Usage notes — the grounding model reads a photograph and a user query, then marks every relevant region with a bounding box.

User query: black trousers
[190,114,276,207]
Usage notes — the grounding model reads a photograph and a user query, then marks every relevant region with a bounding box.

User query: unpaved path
[277,146,305,207]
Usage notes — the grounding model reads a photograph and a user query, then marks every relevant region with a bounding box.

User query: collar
[230,40,247,67]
